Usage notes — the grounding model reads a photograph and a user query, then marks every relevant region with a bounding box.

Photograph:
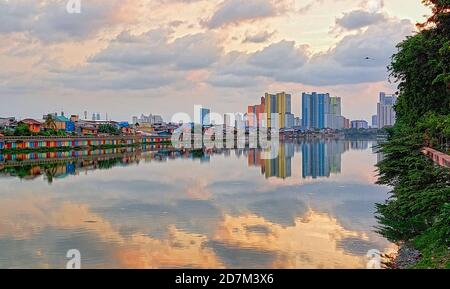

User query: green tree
[389,0,450,127]
[98,124,120,135]
[377,0,450,268]
[14,124,32,136]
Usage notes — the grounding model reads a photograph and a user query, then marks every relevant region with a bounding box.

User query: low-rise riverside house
[54,115,70,132]
[118,122,135,135]
[0,134,4,150]
[0,135,139,150]
[77,123,99,135]
[19,119,42,133]
[0,117,17,130]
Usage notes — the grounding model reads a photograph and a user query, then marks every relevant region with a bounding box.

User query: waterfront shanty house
[76,120,119,135]
[43,114,76,133]
[54,115,69,131]
[76,123,99,135]
[0,117,17,130]
[118,122,135,135]
[19,119,42,133]
[0,133,4,150]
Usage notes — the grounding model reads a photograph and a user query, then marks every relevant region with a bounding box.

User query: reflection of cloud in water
[248,199,308,227]
[185,178,212,200]
[207,241,276,269]
[0,196,223,268]
[336,237,380,256]
[211,212,372,268]
[0,193,393,268]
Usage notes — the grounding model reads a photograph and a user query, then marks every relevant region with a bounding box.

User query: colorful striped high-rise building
[265,92,291,129]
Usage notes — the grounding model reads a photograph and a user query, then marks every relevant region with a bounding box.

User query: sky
[0,0,431,122]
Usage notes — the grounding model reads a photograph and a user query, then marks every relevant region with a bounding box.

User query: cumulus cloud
[205,0,283,29]
[91,30,221,70]
[208,18,414,87]
[0,0,38,33]
[335,10,386,30]
[0,0,125,42]
[243,31,275,43]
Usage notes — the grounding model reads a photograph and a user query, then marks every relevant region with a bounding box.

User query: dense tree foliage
[390,0,450,126]
[98,124,120,135]
[377,0,450,268]
[13,124,32,136]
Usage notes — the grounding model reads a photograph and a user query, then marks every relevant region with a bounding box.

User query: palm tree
[44,114,57,131]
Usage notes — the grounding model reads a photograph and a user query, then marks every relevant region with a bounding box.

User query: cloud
[91,30,221,70]
[207,18,414,86]
[248,40,309,69]
[335,10,386,30]
[205,0,281,29]
[0,0,126,43]
[0,0,38,33]
[243,31,275,43]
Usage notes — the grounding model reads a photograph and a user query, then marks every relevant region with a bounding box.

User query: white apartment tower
[377,92,397,128]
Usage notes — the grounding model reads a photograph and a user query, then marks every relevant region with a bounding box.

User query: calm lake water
[0,138,395,269]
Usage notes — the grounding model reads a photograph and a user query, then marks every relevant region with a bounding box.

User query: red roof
[20,119,42,125]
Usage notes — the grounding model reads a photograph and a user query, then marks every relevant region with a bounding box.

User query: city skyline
[0,0,430,122]
[2,89,393,127]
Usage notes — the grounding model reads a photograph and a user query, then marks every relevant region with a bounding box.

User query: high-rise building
[132,114,164,125]
[265,92,292,129]
[200,108,210,126]
[326,97,343,130]
[234,113,246,129]
[265,93,277,128]
[344,117,350,129]
[302,92,330,130]
[284,113,295,129]
[351,120,369,129]
[377,92,397,128]
[247,97,265,128]
[372,115,378,128]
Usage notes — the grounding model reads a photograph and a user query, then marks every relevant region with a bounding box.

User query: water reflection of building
[302,140,348,179]
[350,140,369,150]
[248,142,294,179]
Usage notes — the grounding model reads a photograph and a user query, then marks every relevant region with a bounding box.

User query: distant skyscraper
[264,92,291,129]
[285,113,295,129]
[377,92,397,128]
[265,93,277,128]
[372,115,378,128]
[351,120,369,129]
[302,92,330,130]
[194,106,210,126]
[343,117,350,129]
[247,97,265,128]
[326,97,343,129]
